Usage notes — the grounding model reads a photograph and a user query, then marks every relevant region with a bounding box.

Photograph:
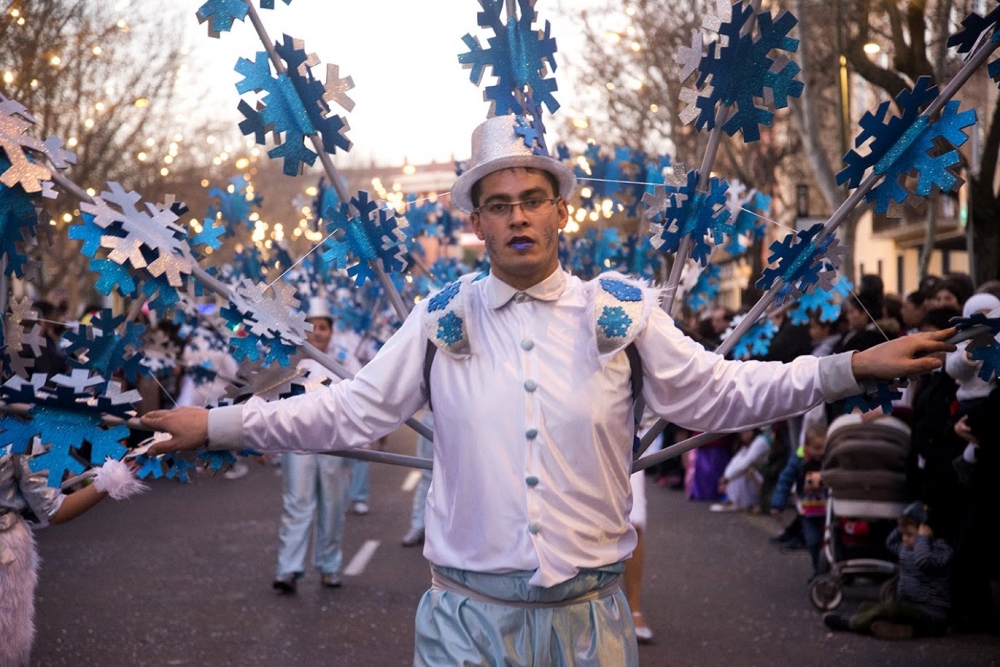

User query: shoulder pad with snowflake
[421,272,486,357]
[590,272,654,361]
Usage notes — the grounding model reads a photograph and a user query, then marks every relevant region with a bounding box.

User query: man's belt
[430,566,621,610]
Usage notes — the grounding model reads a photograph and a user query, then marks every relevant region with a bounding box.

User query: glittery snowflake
[458,0,560,116]
[221,279,309,366]
[843,380,906,414]
[788,274,852,325]
[78,182,196,290]
[646,168,733,266]
[836,77,976,216]
[756,223,843,305]
[727,316,779,360]
[574,145,644,214]
[63,309,147,382]
[224,357,323,403]
[0,372,138,487]
[206,175,261,232]
[196,0,292,36]
[235,37,352,176]
[598,305,632,338]
[0,96,75,194]
[320,191,409,287]
[677,2,803,142]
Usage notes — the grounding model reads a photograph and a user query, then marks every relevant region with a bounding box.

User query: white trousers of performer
[275,453,350,579]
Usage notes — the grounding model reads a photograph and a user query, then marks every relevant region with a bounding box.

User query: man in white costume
[144,115,955,666]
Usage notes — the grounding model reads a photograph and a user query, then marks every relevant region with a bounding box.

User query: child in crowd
[711,427,773,512]
[770,423,828,575]
[823,502,952,639]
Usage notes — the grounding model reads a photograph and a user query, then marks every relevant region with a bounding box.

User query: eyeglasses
[473,197,560,220]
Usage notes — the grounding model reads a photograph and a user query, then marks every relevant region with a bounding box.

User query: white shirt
[209,268,861,587]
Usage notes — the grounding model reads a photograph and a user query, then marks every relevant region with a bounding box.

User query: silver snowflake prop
[3,296,45,377]
[228,279,312,348]
[0,96,76,194]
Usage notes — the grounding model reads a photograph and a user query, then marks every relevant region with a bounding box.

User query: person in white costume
[143,115,956,667]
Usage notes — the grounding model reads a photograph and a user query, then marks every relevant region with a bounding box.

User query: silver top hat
[305,296,333,322]
[451,115,576,213]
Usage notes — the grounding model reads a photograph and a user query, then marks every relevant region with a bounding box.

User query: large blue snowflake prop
[971,343,1000,383]
[644,169,733,266]
[196,0,292,36]
[320,191,409,287]
[727,316,779,360]
[836,76,976,216]
[221,279,310,366]
[63,309,147,382]
[77,182,196,292]
[756,223,844,305]
[458,0,560,116]
[948,4,1000,85]
[677,4,803,142]
[788,274,852,325]
[687,264,722,314]
[0,371,138,487]
[235,36,352,176]
[622,234,663,280]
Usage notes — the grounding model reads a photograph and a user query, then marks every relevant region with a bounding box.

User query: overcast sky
[178,0,587,167]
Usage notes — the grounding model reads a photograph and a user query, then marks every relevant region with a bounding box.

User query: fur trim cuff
[92,458,148,500]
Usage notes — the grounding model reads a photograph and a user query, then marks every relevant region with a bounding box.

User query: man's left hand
[851,328,956,380]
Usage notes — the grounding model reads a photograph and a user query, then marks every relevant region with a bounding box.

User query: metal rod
[244,1,410,323]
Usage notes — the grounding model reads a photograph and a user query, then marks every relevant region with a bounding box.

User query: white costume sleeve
[207,308,428,452]
[637,308,861,432]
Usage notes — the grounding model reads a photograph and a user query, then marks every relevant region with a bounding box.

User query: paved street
[33,428,998,666]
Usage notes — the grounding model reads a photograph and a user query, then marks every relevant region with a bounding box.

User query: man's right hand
[141,407,210,455]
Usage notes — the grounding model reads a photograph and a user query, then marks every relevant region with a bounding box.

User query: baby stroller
[809,413,910,611]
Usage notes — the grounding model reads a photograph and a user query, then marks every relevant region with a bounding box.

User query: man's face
[900,522,918,550]
[470,168,567,290]
[900,299,924,328]
[306,317,333,352]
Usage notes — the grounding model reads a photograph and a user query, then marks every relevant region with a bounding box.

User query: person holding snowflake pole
[144,114,956,666]
[0,454,145,667]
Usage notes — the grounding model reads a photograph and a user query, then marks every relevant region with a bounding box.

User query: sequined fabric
[0,452,64,532]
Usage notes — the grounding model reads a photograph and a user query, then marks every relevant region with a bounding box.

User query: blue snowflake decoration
[514,97,549,155]
[970,342,1000,383]
[458,0,560,116]
[950,312,1000,336]
[730,318,779,360]
[598,306,632,339]
[948,2,1000,86]
[646,169,733,266]
[135,454,166,480]
[843,380,905,414]
[680,6,803,142]
[166,455,196,483]
[63,309,148,382]
[0,161,40,278]
[436,312,464,346]
[687,264,721,314]
[756,223,843,305]
[0,373,136,487]
[837,77,976,215]
[600,278,642,302]
[725,191,770,256]
[196,0,292,36]
[198,449,237,471]
[235,39,351,176]
[788,274,852,325]
[206,176,261,231]
[428,281,461,312]
[429,258,468,286]
[320,191,409,287]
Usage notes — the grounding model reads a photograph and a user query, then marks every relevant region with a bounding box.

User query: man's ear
[556,199,569,231]
[470,212,485,240]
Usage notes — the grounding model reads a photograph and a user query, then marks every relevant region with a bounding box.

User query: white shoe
[352,501,369,515]
[632,612,654,644]
[223,461,249,480]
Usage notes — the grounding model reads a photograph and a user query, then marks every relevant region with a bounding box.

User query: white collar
[483,267,568,309]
